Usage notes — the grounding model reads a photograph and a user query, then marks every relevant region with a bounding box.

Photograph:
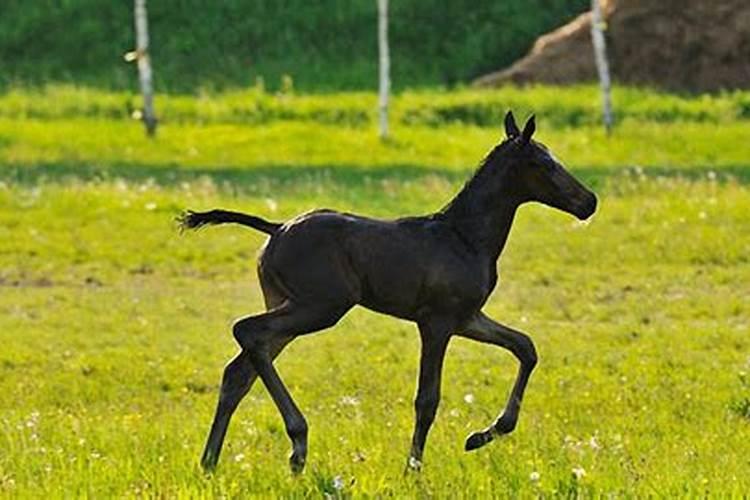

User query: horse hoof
[406,456,422,472]
[465,430,493,451]
[200,452,218,473]
[494,414,516,435]
[289,453,306,474]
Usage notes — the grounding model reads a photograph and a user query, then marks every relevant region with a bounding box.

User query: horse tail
[177,209,281,235]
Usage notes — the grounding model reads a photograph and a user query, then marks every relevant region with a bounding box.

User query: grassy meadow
[1,85,749,496]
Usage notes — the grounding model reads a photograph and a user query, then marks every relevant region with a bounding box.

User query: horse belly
[354,250,427,319]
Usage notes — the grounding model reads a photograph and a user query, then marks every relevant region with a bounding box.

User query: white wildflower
[332,475,344,491]
[25,411,40,428]
[589,436,601,450]
[463,393,475,404]
[572,466,586,480]
[339,395,360,406]
[529,471,540,482]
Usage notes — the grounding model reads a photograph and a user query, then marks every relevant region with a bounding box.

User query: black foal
[180,112,597,473]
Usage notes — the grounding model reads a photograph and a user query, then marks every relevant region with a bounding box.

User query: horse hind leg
[259,262,286,311]
[201,350,253,471]
[232,300,352,473]
[201,336,290,471]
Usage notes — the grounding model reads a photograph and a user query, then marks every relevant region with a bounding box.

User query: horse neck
[438,148,521,260]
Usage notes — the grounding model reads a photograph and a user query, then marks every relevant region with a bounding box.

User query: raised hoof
[494,414,516,435]
[465,430,493,452]
[289,452,306,474]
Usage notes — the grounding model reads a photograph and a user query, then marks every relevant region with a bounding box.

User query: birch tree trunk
[377,0,390,140]
[590,0,613,134]
[134,0,157,137]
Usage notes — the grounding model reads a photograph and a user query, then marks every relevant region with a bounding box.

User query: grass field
[1,86,749,496]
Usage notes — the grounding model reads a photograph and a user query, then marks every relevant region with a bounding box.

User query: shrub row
[2,85,749,128]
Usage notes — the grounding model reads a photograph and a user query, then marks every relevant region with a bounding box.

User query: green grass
[1,86,749,496]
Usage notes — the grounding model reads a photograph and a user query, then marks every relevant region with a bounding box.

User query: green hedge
[0,0,588,92]
[2,85,748,129]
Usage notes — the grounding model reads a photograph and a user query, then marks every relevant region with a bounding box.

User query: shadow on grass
[2,160,749,192]
[1,161,464,187]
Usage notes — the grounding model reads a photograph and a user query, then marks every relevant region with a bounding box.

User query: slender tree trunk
[134,0,157,137]
[377,0,390,140]
[590,0,613,134]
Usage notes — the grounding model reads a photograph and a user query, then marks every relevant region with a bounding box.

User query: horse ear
[521,115,536,145]
[504,111,520,138]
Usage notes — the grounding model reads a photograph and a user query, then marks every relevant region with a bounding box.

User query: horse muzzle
[574,192,598,221]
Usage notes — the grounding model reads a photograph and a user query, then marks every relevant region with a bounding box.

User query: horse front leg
[457,311,538,451]
[406,318,452,471]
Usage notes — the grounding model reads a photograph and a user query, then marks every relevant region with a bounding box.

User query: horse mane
[439,139,515,218]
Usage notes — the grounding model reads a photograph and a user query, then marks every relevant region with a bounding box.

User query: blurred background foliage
[0,0,588,92]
